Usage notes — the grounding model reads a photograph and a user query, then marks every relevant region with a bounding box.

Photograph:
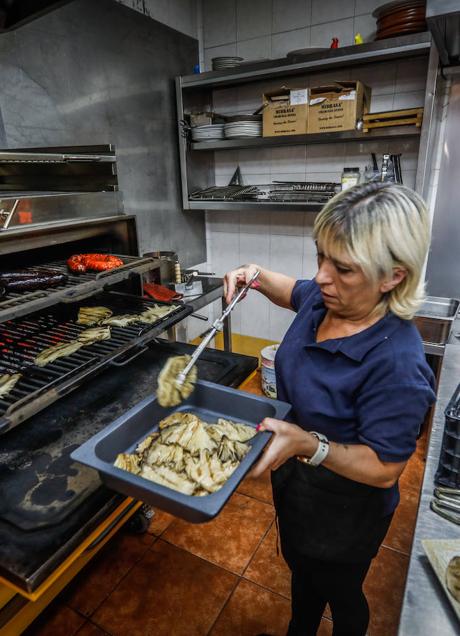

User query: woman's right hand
[223,264,260,305]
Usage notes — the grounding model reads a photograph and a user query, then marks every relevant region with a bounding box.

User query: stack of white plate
[191,124,225,142]
[212,56,244,70]
[224,120,262,138]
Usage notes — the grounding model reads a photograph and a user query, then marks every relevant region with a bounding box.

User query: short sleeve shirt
[275,279,436,515]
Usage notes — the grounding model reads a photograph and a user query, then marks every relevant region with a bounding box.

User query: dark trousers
[283,547,372,636]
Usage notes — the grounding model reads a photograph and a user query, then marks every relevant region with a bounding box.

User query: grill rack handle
[110,345,149,367]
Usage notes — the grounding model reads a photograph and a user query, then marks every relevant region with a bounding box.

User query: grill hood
[0,0,73,30]
[427,0,460,66]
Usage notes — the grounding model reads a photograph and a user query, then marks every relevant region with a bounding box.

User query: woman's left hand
[250,418,315,477]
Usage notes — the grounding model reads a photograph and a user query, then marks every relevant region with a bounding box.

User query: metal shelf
[180,32,431,90]
[188,200,323,212]
[191,126,421,151]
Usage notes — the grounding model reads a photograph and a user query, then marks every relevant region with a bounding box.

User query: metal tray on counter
[71,380,291,523]
[414,296,460,345]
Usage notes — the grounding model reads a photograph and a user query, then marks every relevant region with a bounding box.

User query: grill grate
[0,256,158,324]
[0,292,192,434]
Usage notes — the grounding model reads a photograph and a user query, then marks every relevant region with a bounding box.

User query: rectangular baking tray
[71,380,291,523]
[414,296,460,345]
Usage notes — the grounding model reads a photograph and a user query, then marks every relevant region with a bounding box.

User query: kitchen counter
[399,343,460,634]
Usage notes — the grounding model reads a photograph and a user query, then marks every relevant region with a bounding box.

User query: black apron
[271,458,393,564]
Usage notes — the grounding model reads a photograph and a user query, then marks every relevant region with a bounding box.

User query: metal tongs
[431,487,460,525]
[176,270,260,387]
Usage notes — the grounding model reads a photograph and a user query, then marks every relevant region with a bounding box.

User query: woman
[224,182,436,636]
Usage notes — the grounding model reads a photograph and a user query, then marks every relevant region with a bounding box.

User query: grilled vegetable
[447,556,460,603]
[77,326,111,345]
[102,314,139,327]
[0,269,68,292]
[34,341,83,367]
[77,306,113,326]
[114,413,255,497]
[157,355,197,407]
[138,305,176,324]
[67,253,124,273]
[0,373,22,398]
[208,418,256,443]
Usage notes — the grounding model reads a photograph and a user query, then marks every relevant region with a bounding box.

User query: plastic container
[341,167,361,190]
[435,383,460,488]
[261,344,279,398]
[71,380,291,523]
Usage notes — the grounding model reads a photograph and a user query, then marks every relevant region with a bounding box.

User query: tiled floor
[24,370,427,636]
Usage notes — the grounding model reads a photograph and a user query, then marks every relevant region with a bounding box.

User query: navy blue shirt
[275,279,436,515]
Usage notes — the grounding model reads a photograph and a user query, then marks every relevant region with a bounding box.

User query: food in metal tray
[114,412,256,496]
[446,555,460,602]
[77,306,113,326]
[67,253,124,273]
[157,355,197,407]
[35,340,84,367]
[0,373,22,398]
[77,326,111,345]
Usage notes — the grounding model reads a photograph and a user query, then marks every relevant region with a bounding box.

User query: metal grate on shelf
[0,256,158,324]
[0,292,192,434]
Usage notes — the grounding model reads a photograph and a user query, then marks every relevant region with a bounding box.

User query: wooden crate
[363,108,423,132]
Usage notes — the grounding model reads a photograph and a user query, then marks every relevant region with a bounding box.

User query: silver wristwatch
[297,431,330,467]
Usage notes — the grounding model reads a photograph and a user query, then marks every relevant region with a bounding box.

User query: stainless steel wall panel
[426,77,460,297]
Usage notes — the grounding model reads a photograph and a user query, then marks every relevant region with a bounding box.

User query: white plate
[423,538,460,622]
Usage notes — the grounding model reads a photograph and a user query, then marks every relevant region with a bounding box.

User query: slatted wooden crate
[363,108,424,132]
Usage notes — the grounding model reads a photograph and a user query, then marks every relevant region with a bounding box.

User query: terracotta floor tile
[147,508,175,535]
[162,492,275,574]
[63,528,155,616]
[244,522,291,599]
[399,450,425,494]
[383,486,420,555]
[92,540,237,636]
[75,621,109,635]
[365,546,409,636]
[237,468,273,504]
[209,578,291,636]
[24,604,85,636]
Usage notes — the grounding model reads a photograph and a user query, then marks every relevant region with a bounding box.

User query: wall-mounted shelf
[180,32,431,90]
[191,126,421,151]
[188,200,323,212]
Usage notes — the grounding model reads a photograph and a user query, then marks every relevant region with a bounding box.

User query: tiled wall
[202,0,385,70]
[197,0,429,344]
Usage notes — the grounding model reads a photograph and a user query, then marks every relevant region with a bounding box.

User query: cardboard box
[262,87,309,137]
[308,81,371,134]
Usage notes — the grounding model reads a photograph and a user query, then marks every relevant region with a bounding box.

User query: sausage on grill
[67,254,124,273]
[0,269,68,292]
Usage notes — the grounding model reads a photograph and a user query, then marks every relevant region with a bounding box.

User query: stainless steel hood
[0,0,74,30]
[427,0,460,66]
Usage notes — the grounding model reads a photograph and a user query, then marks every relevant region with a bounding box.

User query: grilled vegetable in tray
[114,412,256,496]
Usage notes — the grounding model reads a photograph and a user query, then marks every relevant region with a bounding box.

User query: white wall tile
[271,145,307,174]
[354,0,383,15]
[269,233,305,279]
[237,83,265,112]
[202,0,237,47]
[310,17,354,47]
[237,0,273,41]
[215,150,239,176]
[209,231,240,276]
[306,143,345,172]
[273,0,311,32]
[239,232,270,267]
[237,35,272,62]
[269,303,295,341]
[270,210,305,236]
[204,43,237,71]
[354,61,396,96]
[393,90,425,110]
[352,13,376,43]
[239,148,271,174]
[207,210,240,232]
[242,172,271,185]
[271,28,310,60]
[395,58,428,94]
[302,233,318,278]
[240,211,271,234]
[370,93,395,112]
[240,291,270,338]
[312,0,354,25]
[213,87,238,113]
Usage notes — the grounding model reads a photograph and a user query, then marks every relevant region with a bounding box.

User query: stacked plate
[224,115,262,139]
[191,124,225,142]
[212,56,244,70]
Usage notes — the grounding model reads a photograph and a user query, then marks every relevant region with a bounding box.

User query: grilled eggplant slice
[77,326,111,345]
[217,435,250,463]
[102,314,139,327]
[157,355,197,407]
[140,464,196,495]
[0,373,22,398]
[138,305,176,324]
[34,340,84,367]
[447,556,460,603]
[77,306,113,326]
[208,419,256,443]
[114,453,141,475]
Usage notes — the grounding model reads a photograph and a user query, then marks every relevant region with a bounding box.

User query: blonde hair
[313,183,431,320]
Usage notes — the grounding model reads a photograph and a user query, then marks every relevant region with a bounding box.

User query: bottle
[341,167,361,190]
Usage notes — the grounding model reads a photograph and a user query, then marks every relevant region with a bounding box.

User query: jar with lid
[341,167,361,191]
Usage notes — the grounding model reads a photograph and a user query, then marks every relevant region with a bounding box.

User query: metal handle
[110,345,148,367]
[191,313,208,321]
